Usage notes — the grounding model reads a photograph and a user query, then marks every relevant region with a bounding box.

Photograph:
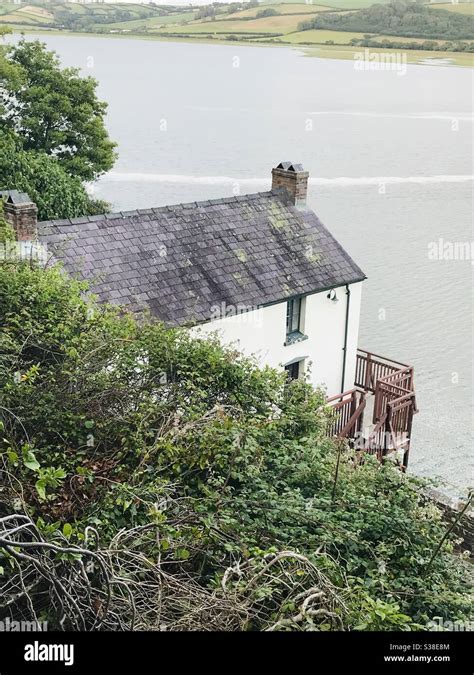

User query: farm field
[0,14,49,26]
[263,0,394,7]
[159,14,320,35]
[281,28,453,45]
[303,41,474,65]
[226,3,334,18]
[107,13,197,31]
[0,4,53,25]
[431,2,474,14]
[279,28,368,43]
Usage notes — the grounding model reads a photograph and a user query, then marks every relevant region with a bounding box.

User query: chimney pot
[271,162,309,208]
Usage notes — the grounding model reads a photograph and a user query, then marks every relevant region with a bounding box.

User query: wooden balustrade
[327,348,418,470]
[326,388,366,441]
[355,349,414,394]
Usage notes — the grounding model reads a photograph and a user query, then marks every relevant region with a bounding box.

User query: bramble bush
[0,262,471,630]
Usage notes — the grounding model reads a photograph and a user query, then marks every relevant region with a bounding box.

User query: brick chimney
[271,162,309,208]
[1,191,38,241]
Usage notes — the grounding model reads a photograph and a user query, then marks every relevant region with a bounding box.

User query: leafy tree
[0,198,14,242]
[0,131,108,221]
[1,39,117,182]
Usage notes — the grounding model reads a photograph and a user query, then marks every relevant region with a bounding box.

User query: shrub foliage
[0,263,471,630]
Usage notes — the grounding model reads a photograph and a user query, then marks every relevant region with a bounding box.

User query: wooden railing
[365,390,416,467]
[355,349,414,394]
[327,348,418,470]
[326,388,366,441]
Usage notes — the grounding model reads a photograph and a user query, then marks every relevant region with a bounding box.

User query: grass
[226,3,334,18]
[431,2,474,15]
[160,14,323,35]
[0,12,49,25]
[63,4,87,14]
[302,42,474,65]
[106,13,197,31]
[17,6,53,19]
[264,0,394,7]
[281,28,368,42]
[281,28,455,45]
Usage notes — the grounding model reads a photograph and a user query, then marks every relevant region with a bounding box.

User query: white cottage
[3,162,418,466]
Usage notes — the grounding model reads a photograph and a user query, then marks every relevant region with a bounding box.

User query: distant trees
[298,1,474,41]
[195,6,218,20]
[256,8,279,18]
[225,3,246,14]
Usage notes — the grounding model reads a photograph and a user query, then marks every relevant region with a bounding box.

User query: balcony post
[364,351,372,391]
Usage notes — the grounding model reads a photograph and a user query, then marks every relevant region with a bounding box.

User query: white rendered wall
[190,282,363,397]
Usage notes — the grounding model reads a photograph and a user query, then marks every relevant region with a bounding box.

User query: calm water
[14,35,474,494]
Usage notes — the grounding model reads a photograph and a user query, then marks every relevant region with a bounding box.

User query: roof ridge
[38,190,280,228]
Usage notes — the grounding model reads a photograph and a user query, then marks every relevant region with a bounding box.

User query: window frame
[286,297,302,336]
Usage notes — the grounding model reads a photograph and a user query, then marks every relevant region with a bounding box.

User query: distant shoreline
[5,27,473,68]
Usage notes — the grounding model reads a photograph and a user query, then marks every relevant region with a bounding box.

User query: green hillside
[298,0,474,39]
[0,1,472,65]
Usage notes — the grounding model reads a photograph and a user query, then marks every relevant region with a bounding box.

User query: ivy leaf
[176,548,190,560]
[35,479,47,501]
[7,450,18,465]
[63,523,73,539]
[23,448,40,472]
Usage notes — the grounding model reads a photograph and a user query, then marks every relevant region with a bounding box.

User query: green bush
[0,263,471,630]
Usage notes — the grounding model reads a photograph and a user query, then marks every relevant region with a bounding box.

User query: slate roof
[37,189,366,327]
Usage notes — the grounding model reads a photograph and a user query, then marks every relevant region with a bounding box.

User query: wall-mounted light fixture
[327,289,338,303]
